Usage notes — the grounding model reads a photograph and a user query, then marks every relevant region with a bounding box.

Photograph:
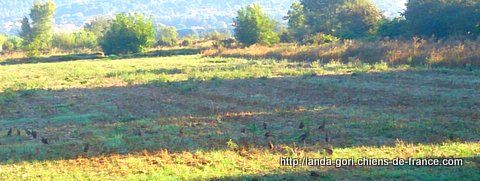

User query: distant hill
[0,0,406,35]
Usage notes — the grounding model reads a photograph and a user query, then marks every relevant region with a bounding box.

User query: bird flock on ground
[4,127,48,144]
[250,120,334,155]
[3,119,333,155]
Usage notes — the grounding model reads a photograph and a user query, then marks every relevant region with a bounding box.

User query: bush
[52,33,75,49]
[2,41,14,51]
[203,30,230,41]
[377,18,409,38]
[279,30,294,43]
[2,36,23,51]
[100,13,155,55]
[74,30,98,49]
[156,25,178,47]
[52,30,98,51]
[0,34,7,52]
[213,38,237,48]
[234,4,279,46]
[181,37,194,47]
[304,33,339,45]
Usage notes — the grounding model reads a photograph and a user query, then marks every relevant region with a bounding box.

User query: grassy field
[0,54,479,180]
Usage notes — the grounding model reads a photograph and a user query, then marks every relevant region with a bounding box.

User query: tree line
[0,1,227,56]
[237,0,479,46]
[0,0,478,56]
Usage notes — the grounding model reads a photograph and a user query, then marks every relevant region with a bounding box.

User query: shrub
[100,13,155,55]
[52,30,98,51]
[2,36,23,51]
[213,38,237,48]
[377,18,409,38]
[203,30,230,41]
[0,34,7,52]
[73,30,98,49]
[52,33,75,49]
[180,36,196,47]
[156,25,178,47]
[304,33,339,45]
[279,30,294,43]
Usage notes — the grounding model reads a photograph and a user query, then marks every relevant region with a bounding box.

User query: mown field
[0,54,479,180]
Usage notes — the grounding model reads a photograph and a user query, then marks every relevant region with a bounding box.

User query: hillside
[0,0,406,35]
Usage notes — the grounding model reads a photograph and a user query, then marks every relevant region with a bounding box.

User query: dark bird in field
[299,132,308,142]
[83,143,90,153]
[465,63,473,72]
[32,131,38,139]
[325,131,330,143]
[263,122,267,130]
[299,122,305,129]
[7,128,13,136]
[264,131,273,138]
[24,129,32,136]
[17,129,21,136]
[179,127,184,136]
[324,147,334,155]
[241,128,246,134]
[318,120,326,131]
[310,171,320,177]
[41,137,49,144]
[134,129,144,137]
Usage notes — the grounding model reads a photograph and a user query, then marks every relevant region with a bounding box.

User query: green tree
[100,13,155,55]
[19,17,32,43]
[156,25,178,47]
[301,0,382,39]
[286,1,307,42]
[20,0,56,55]
[405,0,480,38]
[301,0,340,35]
[336,0,383,38]
[234,4,279,46]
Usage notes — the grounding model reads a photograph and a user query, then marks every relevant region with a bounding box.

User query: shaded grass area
[0,55,479,179]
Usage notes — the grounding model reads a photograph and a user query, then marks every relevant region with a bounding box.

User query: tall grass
[203,38,480,67]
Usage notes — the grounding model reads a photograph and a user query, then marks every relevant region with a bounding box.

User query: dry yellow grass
[203,38,480,67]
